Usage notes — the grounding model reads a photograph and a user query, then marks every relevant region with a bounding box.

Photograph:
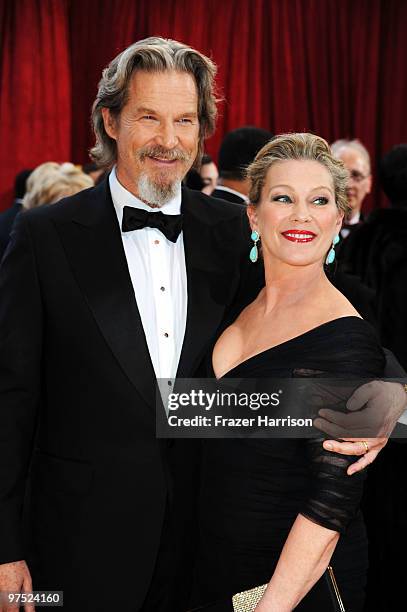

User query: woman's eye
[142,115,156,121]
[272,195,292,203]
[313,196,329,205]
[177,118,193,124]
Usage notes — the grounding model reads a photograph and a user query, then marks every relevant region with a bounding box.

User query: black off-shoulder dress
[192,317,385,612]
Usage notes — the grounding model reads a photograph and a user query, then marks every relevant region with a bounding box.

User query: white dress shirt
[341,211,361,238]
[109,168,187,382]
[215,184,249,203]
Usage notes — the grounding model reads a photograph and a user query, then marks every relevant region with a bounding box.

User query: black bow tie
[121,206,183,243]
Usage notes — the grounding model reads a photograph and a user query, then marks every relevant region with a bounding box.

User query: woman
[192,133,385,611]
[22,161,93,210]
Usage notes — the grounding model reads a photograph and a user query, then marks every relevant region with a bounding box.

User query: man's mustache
[138,145,190,163]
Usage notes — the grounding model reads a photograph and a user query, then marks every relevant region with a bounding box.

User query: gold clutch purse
[230,566,345,612]
[232,583,268,611]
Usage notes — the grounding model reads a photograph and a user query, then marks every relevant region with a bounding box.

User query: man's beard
[137,173,181,208]
[136,144,192,208]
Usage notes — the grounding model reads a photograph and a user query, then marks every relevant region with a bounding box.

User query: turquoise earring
[325,234,340,264]
[250,230,260,263]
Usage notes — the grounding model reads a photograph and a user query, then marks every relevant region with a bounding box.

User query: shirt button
[168,380,172,386]
[154,239,160,245]
[164,332,169,338]
[160,286,165,292]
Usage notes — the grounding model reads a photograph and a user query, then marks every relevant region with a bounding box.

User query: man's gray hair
[331,138,371,173]
[90,37,218,169]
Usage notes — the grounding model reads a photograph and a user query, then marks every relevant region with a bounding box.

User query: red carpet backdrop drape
[1,0,407,211]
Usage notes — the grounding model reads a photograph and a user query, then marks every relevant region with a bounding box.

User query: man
[338,144,407,370]
[199,154,218,195]
[183,154,218,195]
[331,139,372,238]
[211,126,272,205]
[0,37,262,612]
[0,169,32,261]
[0,38,405,612]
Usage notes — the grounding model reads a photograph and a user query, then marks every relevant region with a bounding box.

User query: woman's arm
[256,436,365,611]
[255,515,339,612]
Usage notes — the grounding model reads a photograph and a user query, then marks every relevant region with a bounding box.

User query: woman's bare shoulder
[323,283,362,319]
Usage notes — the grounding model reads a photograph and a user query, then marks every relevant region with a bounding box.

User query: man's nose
[155,122,179,149]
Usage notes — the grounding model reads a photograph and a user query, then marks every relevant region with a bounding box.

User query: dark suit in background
[0,169,32,261]
[338,207,407,370]
[0,200,22,261]
[211,186,247,206]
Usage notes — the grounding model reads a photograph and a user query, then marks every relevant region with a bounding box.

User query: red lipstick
[281,230,317,243]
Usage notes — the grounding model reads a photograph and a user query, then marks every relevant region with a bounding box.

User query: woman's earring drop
[325,234,340,265]
[250,230,260,263]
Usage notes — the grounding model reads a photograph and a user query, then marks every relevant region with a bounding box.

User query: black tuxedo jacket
[0,200,22,261]
[0,181,262,610]
[211,187,247,206]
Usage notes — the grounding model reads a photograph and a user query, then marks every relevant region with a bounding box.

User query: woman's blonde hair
[23,162,94,210]
[247,132,351,216]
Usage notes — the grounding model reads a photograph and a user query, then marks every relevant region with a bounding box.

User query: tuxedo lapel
[176,189,236,378]
[54,180,157,408]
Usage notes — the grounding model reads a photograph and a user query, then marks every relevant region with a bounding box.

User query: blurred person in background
[339,145,407,612]
[338,144,407,370]
[82,161,107,184]
[0,169,32,260]
[329,138,378,325]
[183,154,218,195]
[212,126,273,205]
[22,161,94,210]
[183,167,204,191]
[331,139,372,238]
[199,154,218,195]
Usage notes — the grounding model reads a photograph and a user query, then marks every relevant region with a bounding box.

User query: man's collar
[215,184,249,203]
[109,167,182,221]
[346,211,361,225]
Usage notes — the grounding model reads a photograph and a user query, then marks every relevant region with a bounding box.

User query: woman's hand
[314,380,407,474]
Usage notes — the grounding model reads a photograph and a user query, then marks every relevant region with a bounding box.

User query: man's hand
[314,381,407,475]
[0,561,34,612]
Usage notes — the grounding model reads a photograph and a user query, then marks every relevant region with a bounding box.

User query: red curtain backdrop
[0,0,71,209]
[1,0,407,211]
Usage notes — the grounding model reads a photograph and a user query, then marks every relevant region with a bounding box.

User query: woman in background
[22,161,93,210]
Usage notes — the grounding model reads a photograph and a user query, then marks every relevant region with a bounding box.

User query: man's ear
[101,108,117,140]
[366,174,372,195]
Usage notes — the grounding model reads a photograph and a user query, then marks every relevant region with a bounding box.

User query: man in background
[199,154,218,195]
[211,126,272,205]
[183,154,219,195]
[338,143,407,370]
[331,138,372,238]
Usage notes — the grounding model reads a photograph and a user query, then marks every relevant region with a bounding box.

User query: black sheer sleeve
[293,323,386,534]
[300,437,366,534]
[383,348,407,377]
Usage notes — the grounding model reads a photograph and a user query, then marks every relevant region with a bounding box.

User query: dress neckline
[215,315,365,379]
